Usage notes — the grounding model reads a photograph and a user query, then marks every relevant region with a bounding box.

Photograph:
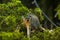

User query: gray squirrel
[22,13,45,31]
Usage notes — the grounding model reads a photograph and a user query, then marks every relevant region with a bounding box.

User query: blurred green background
[0,0,60,40]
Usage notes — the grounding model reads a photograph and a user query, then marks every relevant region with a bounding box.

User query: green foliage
[0,31,24,40]
[0,0,29,31]
[31,36,39,40]
[34,8,44,21]
[57,10,60,20]
[0,27,60,40]
[55,4,60,20]
[0,15,16,31]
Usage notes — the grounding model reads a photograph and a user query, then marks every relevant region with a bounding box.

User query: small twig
[54,13,58,18]
[27,26,30,40]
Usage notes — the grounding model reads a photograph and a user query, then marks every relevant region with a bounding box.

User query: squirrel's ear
[22,16,25,19]
[22,16,24,19]
[29,16,32,22]
[22,16,26,22]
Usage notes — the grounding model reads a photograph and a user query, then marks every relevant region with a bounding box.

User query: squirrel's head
[21,16,31,28]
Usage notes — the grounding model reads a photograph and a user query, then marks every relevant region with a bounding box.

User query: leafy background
[0,0,60,40]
